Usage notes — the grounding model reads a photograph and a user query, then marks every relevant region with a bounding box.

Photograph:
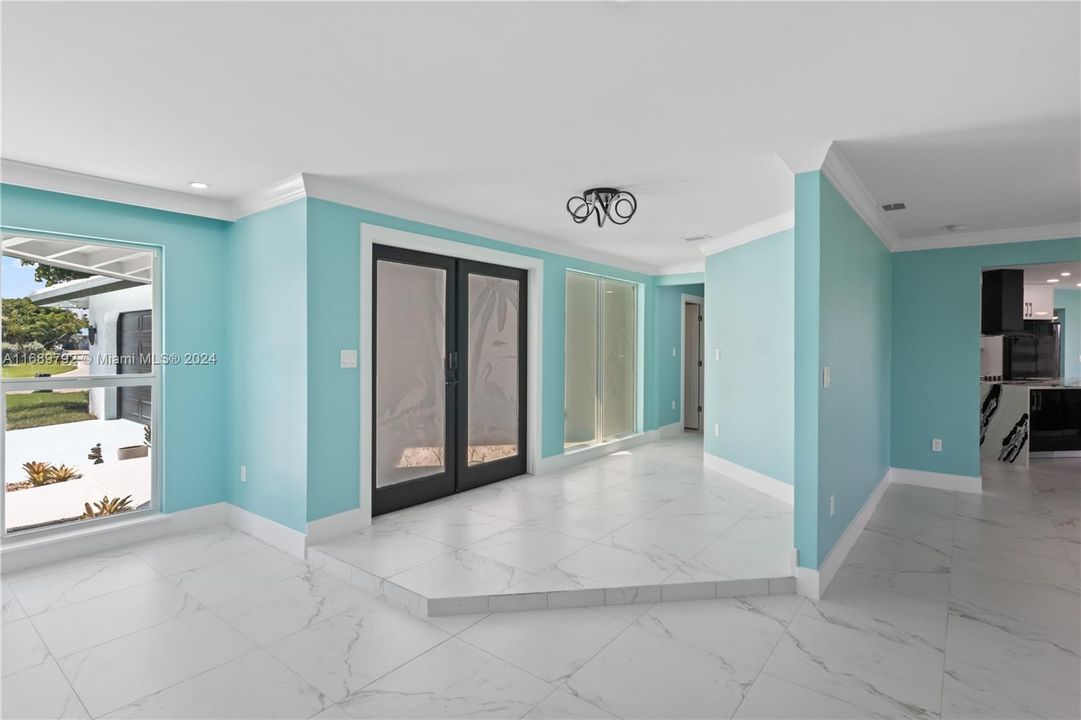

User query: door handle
[445,352,459,384]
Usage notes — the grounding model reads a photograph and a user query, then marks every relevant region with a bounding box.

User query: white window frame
[0,230,163,540]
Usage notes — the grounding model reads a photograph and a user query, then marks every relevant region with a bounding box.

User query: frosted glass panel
[375,260,446,488]
[602,279,637,439]
[564,273,599,448]
[466,275,520,465]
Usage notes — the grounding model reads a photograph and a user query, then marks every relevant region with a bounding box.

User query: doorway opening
[372,244,527,516]
[683,295,704,431]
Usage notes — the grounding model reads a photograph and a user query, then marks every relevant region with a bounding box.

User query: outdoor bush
[47,465,83,482]
[17,461,84,488]
[82,495,134,519]
[21,461,53,486]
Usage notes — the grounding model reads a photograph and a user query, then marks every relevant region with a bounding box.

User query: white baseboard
[0,502,227,573]
[796,566,820,599]
[226,504,307,558]
[658,421,686,438]
[534,429,662,475]
[890,467,982,495]
[306,507,371,544]
[702,452,794,505]
[805,468,892,600]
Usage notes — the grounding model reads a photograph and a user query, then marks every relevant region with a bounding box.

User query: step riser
[308,546,795,617]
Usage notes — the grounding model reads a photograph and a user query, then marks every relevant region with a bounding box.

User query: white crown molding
[820,145,899,251]
[0,159,235,221]
[656,261,706,276]
[776,141,834,174]
[231,173,306,220]
[893,222,1081,253]
[696,211,794,256]
[301,174,660,275]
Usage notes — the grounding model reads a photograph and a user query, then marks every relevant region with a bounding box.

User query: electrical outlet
[714,348,720,361]
[829,495,835,516]
[713,424,719,437]
[932,438,943,452]
[823,366,831,388]
[240,465,247,483]
[672,347,677,357]
[340,349,358,368]
[671,400,676,410]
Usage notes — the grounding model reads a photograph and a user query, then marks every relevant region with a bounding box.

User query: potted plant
[118,423,152,460]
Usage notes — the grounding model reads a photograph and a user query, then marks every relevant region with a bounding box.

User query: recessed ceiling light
[945,224,967,232]
[1047,278,1060,283]
[189,181,209,190]
[1061,272,1071,277]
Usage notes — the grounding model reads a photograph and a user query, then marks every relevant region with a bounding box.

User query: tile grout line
[726,595,807,719]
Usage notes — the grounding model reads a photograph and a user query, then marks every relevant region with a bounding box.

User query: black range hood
[982,269,1024,335]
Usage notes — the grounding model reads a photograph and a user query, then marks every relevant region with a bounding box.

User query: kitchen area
[980,262,1081,467]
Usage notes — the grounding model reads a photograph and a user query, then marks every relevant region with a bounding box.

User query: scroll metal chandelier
[566,187,637,227]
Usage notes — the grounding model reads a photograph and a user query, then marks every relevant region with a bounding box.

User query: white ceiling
[2,2,1079,270]
[1010,261,1081,286]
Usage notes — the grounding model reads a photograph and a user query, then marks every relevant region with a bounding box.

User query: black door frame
[371,245,528,516]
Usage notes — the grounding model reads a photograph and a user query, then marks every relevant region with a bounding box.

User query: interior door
[372,246,528,515]
[684,302,702,430]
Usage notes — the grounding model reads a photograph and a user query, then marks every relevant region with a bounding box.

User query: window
[1,234,159,535]
[564,272,638,449]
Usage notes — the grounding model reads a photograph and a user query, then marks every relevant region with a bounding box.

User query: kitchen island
[980,379,1081,466]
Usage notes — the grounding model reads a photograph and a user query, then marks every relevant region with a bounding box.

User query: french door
[372,245,527,515]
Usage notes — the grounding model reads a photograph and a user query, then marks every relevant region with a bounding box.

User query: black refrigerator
[1004,320,1061,380]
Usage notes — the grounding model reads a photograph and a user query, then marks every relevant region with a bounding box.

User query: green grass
[5,391,93,430]
[2,362,76,379]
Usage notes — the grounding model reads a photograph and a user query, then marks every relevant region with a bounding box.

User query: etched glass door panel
[601,278,637,440]
[564,272,599,448]
[374,259,447,488]
[465,274,520,466]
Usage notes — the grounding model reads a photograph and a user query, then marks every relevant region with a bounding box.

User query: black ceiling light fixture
[567,187,637,227]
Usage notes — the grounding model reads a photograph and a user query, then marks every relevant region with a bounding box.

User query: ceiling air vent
[881,202,906,212]
[682,235,711,243]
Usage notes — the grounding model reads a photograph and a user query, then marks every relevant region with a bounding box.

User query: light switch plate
[823,366,831,388]
[932,438,942,452]
[340,349,358,368]
[672,347,677,357]
[714,348,720,361]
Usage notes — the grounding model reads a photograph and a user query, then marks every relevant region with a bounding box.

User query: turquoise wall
[816,175,891,567]
[653,283,705,429]
[793,172,891,569]
[793,172,821,568]
[703,230,794,485]
[1055,288,1081,380]
[226,201,309,532]
[0,184,230,514]
[891,237,1081,478]
[303,198,662,522]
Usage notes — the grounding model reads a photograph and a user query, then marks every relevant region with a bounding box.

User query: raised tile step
[307,545,796,616]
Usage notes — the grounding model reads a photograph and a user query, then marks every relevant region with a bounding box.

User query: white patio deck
[4,418,145,482]
[4,419,150,531]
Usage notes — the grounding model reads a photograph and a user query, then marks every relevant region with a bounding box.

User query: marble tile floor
[1,455,1078,719]
[308,434,797,615]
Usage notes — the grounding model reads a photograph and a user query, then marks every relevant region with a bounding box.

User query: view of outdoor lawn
[2,238,154,532]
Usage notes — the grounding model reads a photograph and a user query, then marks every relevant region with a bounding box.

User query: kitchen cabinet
[1023,284,1055,319]
[1030,388,1081,453]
